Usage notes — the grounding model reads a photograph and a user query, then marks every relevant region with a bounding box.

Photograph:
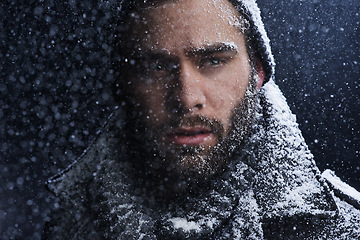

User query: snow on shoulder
[322,169,360,209]
[169,217,201,232]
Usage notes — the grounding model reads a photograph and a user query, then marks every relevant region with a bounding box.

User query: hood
[229,0,275,83]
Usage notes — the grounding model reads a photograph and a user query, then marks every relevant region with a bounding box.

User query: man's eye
[199,57,227,68]
[147,61,178,73]
[136,60,166,75]
[209,58,222,65]
[150,62,165,71]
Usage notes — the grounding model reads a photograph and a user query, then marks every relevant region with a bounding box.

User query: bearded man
[43,0,360,239]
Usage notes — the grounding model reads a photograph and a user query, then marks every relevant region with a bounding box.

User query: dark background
[1,0,359,239]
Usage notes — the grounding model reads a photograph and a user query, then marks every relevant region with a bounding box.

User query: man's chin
[154,144,226,185]
[169,154,214,179]
[151,155,220,198]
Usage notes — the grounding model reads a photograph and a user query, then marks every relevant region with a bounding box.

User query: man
[43,0,360,239]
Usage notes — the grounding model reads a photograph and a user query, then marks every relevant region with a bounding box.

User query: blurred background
[1,0,359,239]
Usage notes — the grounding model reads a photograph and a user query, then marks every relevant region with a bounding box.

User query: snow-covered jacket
[43,0,360,239]
[43,80,360,239]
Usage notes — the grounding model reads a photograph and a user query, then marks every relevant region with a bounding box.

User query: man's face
[122,0,260,182]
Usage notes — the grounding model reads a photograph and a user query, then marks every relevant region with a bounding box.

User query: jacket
[43,79,360,239]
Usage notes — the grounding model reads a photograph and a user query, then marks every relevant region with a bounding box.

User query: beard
[125,69,258,193]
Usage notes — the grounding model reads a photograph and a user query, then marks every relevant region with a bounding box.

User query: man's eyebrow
[129,43,238,60]
[188,43,239,56]
[133,49,173,60]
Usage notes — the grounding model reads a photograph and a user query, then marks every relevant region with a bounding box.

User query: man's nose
[178,62,207,113]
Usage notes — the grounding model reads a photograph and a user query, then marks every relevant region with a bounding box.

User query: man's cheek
[140,96,167,119]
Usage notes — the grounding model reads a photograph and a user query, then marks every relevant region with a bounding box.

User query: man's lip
[165,126,213,145]
[170,126,212,135]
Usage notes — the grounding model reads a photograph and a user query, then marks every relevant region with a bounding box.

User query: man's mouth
[166,126,214,146]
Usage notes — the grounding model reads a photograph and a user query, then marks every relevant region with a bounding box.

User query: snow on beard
[126,67,258,189]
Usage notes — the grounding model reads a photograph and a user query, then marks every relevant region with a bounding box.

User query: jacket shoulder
[320,170,360,238]
[322,169,360,210]
[46,109,124,199]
